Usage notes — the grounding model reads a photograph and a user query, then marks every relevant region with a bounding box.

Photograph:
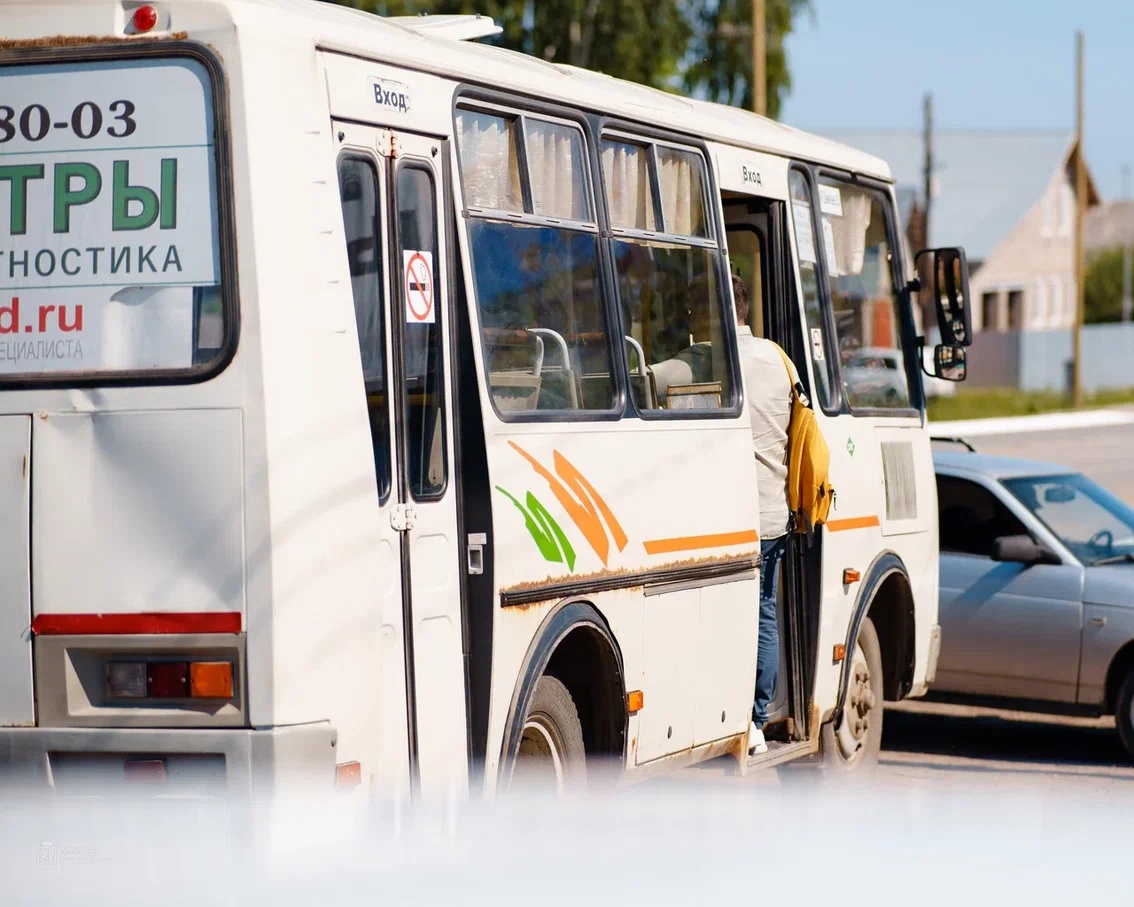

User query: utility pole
[1123,164,1132,323]
[921,92,935,336]
[923,93,933,249]
[752,0,766,116]
[1072,30,1085,408]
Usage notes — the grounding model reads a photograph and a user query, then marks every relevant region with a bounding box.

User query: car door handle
[1088,617,1107,627]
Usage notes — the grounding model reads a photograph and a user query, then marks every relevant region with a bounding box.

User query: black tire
[1115,670,1134,759]
[818,616,884,773]
[512,675,587,791]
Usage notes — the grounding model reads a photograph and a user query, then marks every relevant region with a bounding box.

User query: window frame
[723,223,770,338]
[453,92,628,424]
[598,119,742,421]
[393,158,450,502]
[788,164,843,415]
[793,162,924,419]
[0,41,240,389]
[935,473,1032,560]
[336,150,394,506]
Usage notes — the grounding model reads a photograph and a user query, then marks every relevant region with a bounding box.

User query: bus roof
[297,0,889,180]
[196,0,894,182]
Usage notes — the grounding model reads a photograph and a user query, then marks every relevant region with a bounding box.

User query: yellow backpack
[774,346,835,537]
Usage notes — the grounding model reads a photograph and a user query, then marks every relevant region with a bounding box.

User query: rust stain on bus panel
[498,550,761,606]
[0,32,189,50]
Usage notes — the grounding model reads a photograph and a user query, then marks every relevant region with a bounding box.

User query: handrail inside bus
[526,328,571,374]
[624,335,649,379]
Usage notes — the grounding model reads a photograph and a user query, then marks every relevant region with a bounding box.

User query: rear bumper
[0,723,336,795]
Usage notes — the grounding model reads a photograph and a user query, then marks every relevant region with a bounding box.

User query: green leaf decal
[526,492,577,571]
[495,486,576,571]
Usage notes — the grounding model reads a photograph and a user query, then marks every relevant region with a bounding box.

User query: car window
[1003,473,1134,564]
[937,475,1029,557]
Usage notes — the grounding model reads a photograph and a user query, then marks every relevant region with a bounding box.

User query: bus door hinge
[390,503,416,532]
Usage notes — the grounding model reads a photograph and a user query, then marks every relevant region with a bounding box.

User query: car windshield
[1002,473,1134,565]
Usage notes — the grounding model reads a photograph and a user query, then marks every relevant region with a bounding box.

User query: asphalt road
[944,412,1134,504]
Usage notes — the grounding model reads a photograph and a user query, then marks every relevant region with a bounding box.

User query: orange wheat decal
[509,441,628,566]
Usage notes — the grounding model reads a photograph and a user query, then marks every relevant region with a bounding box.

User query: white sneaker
[748,721,768,755]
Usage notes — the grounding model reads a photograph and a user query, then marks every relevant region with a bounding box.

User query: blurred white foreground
[2,771,1131,905]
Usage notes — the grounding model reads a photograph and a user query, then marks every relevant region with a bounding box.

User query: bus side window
[603,139,733,412]
[457,109,616,417]
[338,156,393,502]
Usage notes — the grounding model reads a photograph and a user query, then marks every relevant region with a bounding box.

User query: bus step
[744,740,813,772]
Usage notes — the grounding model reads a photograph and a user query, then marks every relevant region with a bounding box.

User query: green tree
[683,0,814,119]
[326,0,691,88]
[1085,247,1126,324]
[322,1,811,117]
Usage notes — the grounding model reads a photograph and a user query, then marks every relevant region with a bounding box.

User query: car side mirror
[992,535,1061,566]
[934,344,967,382]
[916,246,972,347]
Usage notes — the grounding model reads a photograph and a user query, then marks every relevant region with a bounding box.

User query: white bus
[0,0,971,801]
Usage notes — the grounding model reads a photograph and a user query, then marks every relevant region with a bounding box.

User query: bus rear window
[0,54,227,379]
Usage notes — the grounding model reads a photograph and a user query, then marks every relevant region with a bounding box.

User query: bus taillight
[106,660,234,700]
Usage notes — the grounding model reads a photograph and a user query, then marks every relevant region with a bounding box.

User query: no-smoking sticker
[403,250,435,324]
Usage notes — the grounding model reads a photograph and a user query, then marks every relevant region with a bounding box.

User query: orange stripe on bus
[643,530,760,556]
[826,516,881,533]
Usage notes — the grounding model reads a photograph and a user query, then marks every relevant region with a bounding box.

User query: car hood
[1084,565,1134,607]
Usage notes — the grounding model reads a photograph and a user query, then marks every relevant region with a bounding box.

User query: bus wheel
[514,675,587,792]
[821,616,884,771]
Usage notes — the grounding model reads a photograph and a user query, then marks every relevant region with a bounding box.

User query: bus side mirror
[934,344,967,382]
[916,246,972,348]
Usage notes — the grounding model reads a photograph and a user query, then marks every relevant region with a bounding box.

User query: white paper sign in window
[818,184,843,217]
[791,202,816,264]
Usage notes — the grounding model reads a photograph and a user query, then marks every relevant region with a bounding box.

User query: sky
[779,0,1134,201]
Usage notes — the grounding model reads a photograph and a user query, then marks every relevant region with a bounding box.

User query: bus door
[724,195,815,743]
[335,122,469,802]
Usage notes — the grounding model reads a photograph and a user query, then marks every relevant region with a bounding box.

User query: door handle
[467,532,486,575]
[1088,617,1107,628]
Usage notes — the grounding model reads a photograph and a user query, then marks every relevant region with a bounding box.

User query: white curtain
[601,141,655,231]
[526,120,587,221]
[657,147,705,237]
[457,111,522,212]
[825,187,874,277]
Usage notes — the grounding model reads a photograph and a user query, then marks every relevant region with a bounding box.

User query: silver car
[843,346,909,405]
[933,443,1134,757]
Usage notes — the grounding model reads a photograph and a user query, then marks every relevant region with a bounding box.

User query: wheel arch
[1104,639,1134,714]
[833,552,915,721]
[498,599,627,783]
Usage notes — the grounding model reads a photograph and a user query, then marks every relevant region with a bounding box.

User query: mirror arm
[916,335,936,380]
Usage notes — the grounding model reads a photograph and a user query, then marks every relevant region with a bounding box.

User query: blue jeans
[754,536,787,729]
